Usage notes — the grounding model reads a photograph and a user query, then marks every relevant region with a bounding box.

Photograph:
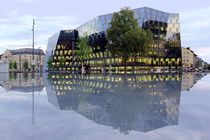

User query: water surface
[0,73,209,140]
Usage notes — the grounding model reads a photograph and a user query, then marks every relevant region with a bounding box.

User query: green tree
[59,55,65,68]
[9,73,17,80]
[75,38,93,73]
[47,56,54,70]
[195,60,202,69]
[9,61,13,70]
[23,61,29,70]
[124,28,153,67]
[23,73,29,81]
[208,64,210,70]
[203,64,208,70]
[107,7,153,72]
[13,61,17,69]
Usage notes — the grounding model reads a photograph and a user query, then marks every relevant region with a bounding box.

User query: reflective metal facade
[44,32,60,71]
[77,7,180,40]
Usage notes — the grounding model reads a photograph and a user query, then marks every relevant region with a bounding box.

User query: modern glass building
[44,7,182,72]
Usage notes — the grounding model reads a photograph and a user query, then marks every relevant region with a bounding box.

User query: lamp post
[19,51,21,72]
[32,18,35,72]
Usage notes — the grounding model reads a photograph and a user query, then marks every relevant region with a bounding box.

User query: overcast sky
[0,0,210,63]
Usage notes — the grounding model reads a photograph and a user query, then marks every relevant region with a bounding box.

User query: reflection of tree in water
[31,73,35,79]
[101,86,169,134]
[9,73,17,80]
[23,73,29,81]
[105,91,145,134]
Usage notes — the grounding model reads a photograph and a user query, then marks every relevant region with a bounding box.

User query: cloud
[7,10,19,16]
[181,7,210,21]
[16,0,37,3]
[1,5,210,62]
[0,15,79,54]
[194,47,210,57]
[193,47,210,62]
[194,81,210,92]
[180,7,210,45]
[180,6,210,63]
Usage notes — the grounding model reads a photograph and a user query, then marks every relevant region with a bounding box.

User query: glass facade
[45,7,182,72]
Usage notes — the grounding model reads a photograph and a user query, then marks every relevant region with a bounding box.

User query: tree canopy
[208,64,210,70]
[13,62,17,69]
[47,56,54,69]
[107,7,153,66]
[75,38,93,62]
[9,61,13,69]
[9,61,18,70]
[59,55,65,67]
[23,61,29,70]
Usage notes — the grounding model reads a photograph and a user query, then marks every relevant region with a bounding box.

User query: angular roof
[9,48,45,55]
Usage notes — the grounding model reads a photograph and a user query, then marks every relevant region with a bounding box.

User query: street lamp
[32,18,35,72]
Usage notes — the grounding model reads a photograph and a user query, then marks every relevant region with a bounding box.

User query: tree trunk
[133,54,137,74]
[82,62,84,74]
[81,62,84,78]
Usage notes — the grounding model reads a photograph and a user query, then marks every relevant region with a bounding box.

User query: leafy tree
[9,73,17,80]
[75,38,93,73]
[23,61,29,70]
[47,56,54,70]
[13,61,17,69]
[208,64,210,70]
[195,60,202,69]
[59,55,65,68]
[23,73,29,81]
[203,64,208,70]
[9,61,13,69]
[125,28,153,64]
[107,7,153,72]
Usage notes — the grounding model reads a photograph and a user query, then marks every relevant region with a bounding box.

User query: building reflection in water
[181,73,207,91]
[46,73,182,133]
[0,72,206,131]
[0,73,45,124]
[0,73,44,92]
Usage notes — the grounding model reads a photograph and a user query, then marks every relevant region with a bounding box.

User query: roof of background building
[9,48,45,55]
[182,47,195,54]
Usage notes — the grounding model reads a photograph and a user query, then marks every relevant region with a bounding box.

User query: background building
[1,48,45,72]
[181,73,207,91]
[0,62,9,73]
[45,7,182,72]
[195,57,208,70]
[0,73,44,92]
[181,47,196,71]
[182,47,208,71]
[0,54,9,73]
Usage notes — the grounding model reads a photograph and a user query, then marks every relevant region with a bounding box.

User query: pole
[32,18,35,72]
[32,19,35,124]
[39,46,41,74]
[32,80,35,125]
[19,52,21,72]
